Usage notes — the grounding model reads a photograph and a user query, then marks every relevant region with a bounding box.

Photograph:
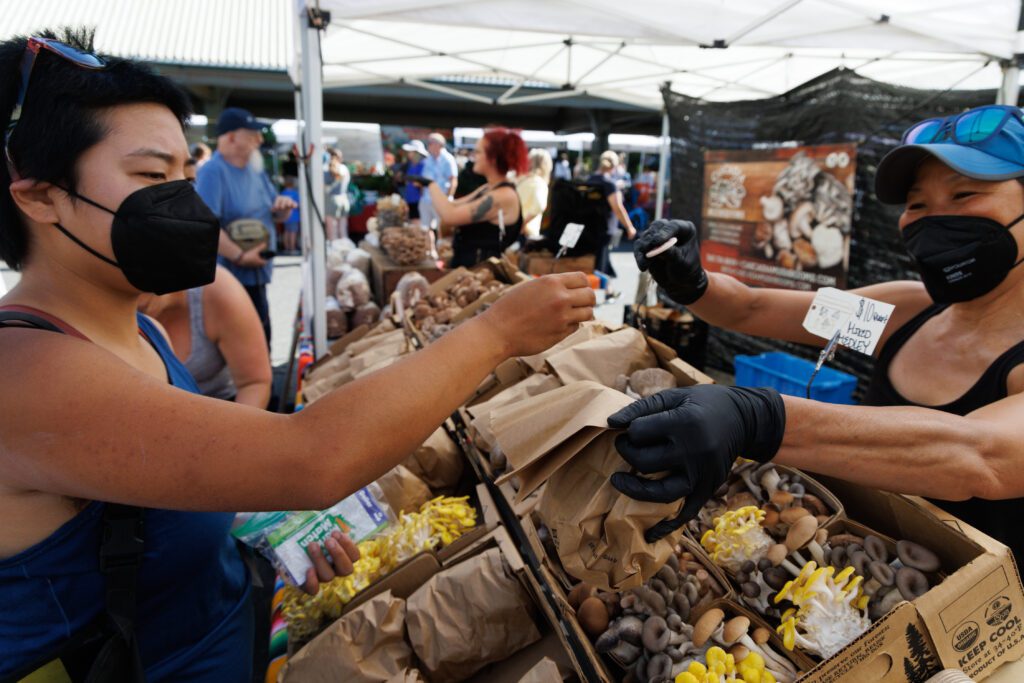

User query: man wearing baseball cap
[196,107,297,345]
[419,132,458,229]
[399,140,428,222]
[607,104,1024,566]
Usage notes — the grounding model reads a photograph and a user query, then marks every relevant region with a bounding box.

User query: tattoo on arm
[470,196,494,223]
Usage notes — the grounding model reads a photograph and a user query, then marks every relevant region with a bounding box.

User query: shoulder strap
[0,309,144,625]
[0,310,65,333]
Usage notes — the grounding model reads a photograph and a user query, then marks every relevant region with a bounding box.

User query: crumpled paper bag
[516,657,563,683]
[467,373,563,450]
[492,381,683,592]
[374,465,432,515]
[402,426,464,491]
[545,326,657,388]
[385,670,427,683]
[278,590,411,683]
[518,320,613,373]
[406,547,541,682]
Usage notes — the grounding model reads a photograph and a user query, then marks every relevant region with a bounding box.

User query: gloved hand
[405,174,434,188]
[608,384,786,542]
[633,219,708,305]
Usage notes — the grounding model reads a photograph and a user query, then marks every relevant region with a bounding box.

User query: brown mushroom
[770,490,795,507]
[722,616,751,646]
[801,494,829,517]
[578,597,610,637]
[828,533,864,547]
[863,535,888,564]
[896,566,930,600]
[896,540,941,573]
[568,582,596,609]
[868,561,896,588]
[692,608,725,647]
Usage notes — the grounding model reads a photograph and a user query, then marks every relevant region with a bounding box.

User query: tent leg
[297,1,328,359]
[999,61,1020,105]
[655,110,669,221]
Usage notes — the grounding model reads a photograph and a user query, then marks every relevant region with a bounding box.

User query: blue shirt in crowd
[281,187,300,228]
[403,159,424,205]
[196,151,277,286]
[421,149,458,203]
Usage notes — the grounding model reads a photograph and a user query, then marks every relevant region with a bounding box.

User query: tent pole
[999,0,1024,105]
[655,109,669,221]
[298,0,328,359]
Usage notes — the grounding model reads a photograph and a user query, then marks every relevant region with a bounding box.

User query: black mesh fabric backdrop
[665,67,999,394]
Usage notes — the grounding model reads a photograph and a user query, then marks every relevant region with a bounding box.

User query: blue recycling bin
[734,352,857,404]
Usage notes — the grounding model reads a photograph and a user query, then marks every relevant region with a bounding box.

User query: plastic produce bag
[233,487,392,586]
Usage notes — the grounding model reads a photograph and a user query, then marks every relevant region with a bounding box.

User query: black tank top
[451,181,523,267]
[864,303,1024,564]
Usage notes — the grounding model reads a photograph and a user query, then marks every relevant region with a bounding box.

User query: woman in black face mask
[616,105,1024,568]
[0,30,596,681]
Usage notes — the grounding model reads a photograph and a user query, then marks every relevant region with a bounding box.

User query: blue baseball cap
[875,109,1024,204]
[216,107,265,136]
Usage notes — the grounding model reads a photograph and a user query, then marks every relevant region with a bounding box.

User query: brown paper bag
[406,548,542,683]
[518,320,613,372]
[305,351,353,385]
[492,381,683,592]
[467,373,562,450]
[545,327,657,387]
[374,465,432,515]
[516,657,563,683]
[402,426,464,490]
[385,670,427,683]
[278,590,412,683]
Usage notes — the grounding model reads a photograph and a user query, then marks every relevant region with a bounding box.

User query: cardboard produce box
[284,485,582,682]
[519,251,596,276]
[791,476,1024,682]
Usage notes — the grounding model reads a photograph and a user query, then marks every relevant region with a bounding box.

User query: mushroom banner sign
[700,144,856,291]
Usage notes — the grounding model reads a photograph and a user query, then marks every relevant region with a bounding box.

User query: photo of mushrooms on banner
[7,4,1024,683]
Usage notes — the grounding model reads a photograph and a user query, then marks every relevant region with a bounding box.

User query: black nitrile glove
[608,384,786,542]
[405,174,433,188]
[633,219,708,305]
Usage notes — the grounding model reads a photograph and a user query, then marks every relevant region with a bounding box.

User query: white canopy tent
[4,0,1021,357]
[294,0,1024,357]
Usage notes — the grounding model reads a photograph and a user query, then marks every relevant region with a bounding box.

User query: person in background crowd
[455,146,470,171]
[184,155,198,183]
[325,147,350,240]
[589,150,637,276]
[280,175,300,254]
[553,150,572,181]
[400,139,427,224]
[196,107,297,345]
[138,266,273,408]
[622,105,1024,561]
[191,141,212,168]
[415,127,527,267]
[419,131,458,229]
[455,144,488,198]
[517,148,552,240]
[611,151,633,191]
[0,30,596,681]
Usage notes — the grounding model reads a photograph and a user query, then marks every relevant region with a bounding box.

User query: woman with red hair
[418,127,528,267]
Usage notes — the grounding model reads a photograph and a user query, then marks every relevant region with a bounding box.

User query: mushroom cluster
[574,549,730,682]
[685,609,798,683]
[774,562,870,659]
[381,227,431,266]
[411,270,505,341]
[614,368,678,399]
[823,533,941,621]
[700,507,775,573]
[688,463,834,547]
[374,193,409,230]
[729,521,942,629]
[753,152,850,271]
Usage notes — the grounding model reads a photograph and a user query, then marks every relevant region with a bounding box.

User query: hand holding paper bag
[491,381,686,591]
[608,384,787,541]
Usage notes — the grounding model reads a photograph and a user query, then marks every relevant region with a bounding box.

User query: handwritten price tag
[559,222,585,249]
[802,287,894,356]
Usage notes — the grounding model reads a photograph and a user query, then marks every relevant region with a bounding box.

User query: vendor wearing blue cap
[616,104,1024,565]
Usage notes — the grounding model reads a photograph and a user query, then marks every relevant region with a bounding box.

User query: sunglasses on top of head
[4,37,106,177]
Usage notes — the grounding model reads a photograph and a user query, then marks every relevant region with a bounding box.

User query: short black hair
[0,28,193,269]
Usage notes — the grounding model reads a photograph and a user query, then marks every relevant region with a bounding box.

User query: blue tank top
[0,312,253,681]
